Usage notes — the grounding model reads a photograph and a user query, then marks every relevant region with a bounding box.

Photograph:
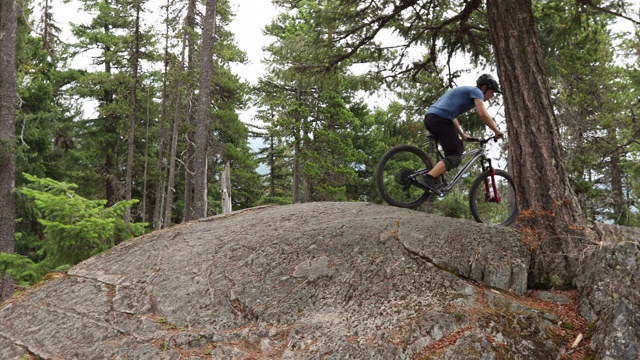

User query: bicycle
[375,135,518,226]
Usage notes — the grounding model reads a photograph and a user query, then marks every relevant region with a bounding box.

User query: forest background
[0,0,639,291]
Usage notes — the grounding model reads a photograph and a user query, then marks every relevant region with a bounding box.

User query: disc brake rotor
[395,169,413,186]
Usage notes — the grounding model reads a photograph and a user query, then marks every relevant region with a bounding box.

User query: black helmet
[476,74,502,94]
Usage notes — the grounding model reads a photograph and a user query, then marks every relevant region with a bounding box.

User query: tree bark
[193,0,218,219]
[292,134,300,204]
[124,1,141,224]
[141,86,151,224]
[487,0,588,288]
[163,90,182,228]
[609,128,626,224]
[163,39,187,228]
[182,0,197,222]
[153,0,172,230]
[610,153,626,223]
[221,161,231,214]
[292,87,302,204]
[102,0,119,207]
[0,0,17,301]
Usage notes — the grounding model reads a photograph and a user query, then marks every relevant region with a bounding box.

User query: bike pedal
[416,177,442,195]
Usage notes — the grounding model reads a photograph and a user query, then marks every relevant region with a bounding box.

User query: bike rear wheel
[469,169,518,226]
[376,145,432,208]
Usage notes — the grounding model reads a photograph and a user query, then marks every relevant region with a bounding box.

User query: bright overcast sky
[48,0,638,125]
[227,1,279,126]
[228,0,277,85]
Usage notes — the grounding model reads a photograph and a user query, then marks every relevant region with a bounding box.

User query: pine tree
[192,0,218,219]
[258,1,371,203]
[69,0,136,205]
[0,0,18,301]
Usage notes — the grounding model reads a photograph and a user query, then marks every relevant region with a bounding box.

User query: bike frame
[417,139,499,198]
[437,148,487,194]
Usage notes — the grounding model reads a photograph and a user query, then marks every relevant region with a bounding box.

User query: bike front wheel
[469,169,518,226]
[375,145,432,209]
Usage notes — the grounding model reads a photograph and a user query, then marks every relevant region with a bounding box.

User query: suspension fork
[481,158,501,203]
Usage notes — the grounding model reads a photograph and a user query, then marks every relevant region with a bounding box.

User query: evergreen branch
[325,0,420,71]
[325,0,484,80]
[600,124,640,159]
[578,0,640,26]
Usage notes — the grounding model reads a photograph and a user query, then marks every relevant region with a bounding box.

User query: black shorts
[423,113,464,160]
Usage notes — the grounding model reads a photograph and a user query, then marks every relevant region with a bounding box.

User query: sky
[227,1,278,126]
[49,0,640,87]
[228,1,277,86]
[195,1,640,142]
[47,0,639,127]
[41,0,638,174]
[226,2,496,124]
[45,0,280,124]
[227,1,406,124]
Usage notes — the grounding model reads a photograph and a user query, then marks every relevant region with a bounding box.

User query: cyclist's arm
[473,98,503,138]
[452,119,469,141]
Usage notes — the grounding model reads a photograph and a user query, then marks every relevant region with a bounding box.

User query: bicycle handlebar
[465,136,501,144]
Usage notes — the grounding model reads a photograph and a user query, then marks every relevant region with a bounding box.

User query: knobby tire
[376,145,433,209]
[469,169,518,226]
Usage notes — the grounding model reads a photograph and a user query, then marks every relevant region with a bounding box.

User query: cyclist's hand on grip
[494,130,504,140]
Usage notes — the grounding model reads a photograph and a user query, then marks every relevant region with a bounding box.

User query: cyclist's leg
[424,114,463,178]
[438,135,463,173]
[423,113,439,139]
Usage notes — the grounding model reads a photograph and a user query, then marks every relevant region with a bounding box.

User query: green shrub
[1,174,146,285]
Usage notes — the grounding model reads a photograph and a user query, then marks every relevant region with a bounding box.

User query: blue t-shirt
[426,86,483,120]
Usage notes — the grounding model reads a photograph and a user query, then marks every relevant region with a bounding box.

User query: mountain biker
[419,74,504,195]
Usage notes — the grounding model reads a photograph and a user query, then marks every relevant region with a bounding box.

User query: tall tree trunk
[153,0,172,230]
[41,0,54,56]
[610,153,626,224]
[124,0,141,223]
[0,0,17,302]
[487,0,587,288]
[163,38,188,228]
[574,130,592,221]
[609,153,629,225]
[164,90,183,228]
[302,132,312,202]
[141,85,151,223]
[182,0,197,222]
[609,127,626,224]
[183,133,195,221]
[193,0,218,219]
[221,161,231,214]
[292,87,302,204]
[292,134,300,204]
[103,8,118,207]
[268,136,276,196]
[303,176,312,202]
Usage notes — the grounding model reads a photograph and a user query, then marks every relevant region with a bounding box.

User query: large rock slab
[577,226,640,360]
[0,202,589,359]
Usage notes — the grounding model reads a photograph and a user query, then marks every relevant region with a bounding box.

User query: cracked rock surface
[577,237,640,360]
[0,202,594,359]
